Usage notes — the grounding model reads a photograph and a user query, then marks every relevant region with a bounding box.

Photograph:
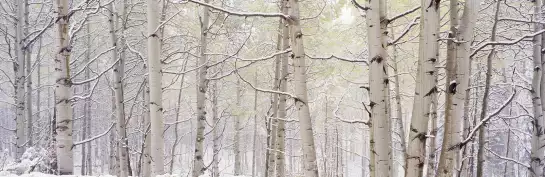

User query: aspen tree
[275,0,290,175]
[108,2,130,177]
[366,0,392,176]
[147,0,165,175]
[530,0,545,175]
[437,0,479,176]
[193,0,210,176]
[288,0,319,176]
[54,0,74,174]
[406,0,440,176]
[14,0,26,161]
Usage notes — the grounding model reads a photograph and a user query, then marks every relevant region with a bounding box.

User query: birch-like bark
[288,0,319,176]
[54,0,74,174]
[108,2,130,177]
[147,0,165,175]
[24,0,33,148]
[109,91,119,176]
[437,0,479,176]
[235,79,242,176]
[366,0,391,176]
[275,0,289,175]
[14,0,26,161]
[192,0,210,175]
[406,1,440,176]
[426,86,438,177]
[530,0,545,176]
[476,0,500,176]
[142,80,151,177]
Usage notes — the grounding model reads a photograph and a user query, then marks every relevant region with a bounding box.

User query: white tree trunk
[530,0,545,176]
[142,80,152,177]
[54,0,73,174]
[275,0,289,175]
[192,0,210,176]
[147,0,165,175]
[365,0,391,176]
[14,0,26,161]
[437,0,479,176]
[23,0,33,148]
[288,0,319,176]
[108,2,130,177]
[406,0,440,176]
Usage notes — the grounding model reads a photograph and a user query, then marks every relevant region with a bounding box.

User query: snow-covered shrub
[1,147,49,175]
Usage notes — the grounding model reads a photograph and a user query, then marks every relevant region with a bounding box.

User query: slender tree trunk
[366,0,391,176]
[192,0,210,175]
[147,0,165,175]
[235,78,243,176]
[391,31,406,177]
[14,0,26,161]
[530,0,545,176]
[437,0,479,176]
[266,17,283,177]
[275,1,289,175]
[211,77,220,177]
[252,72,259,177]
[36,37,42,146]
[169,60,188,174]
[406,1,440,176]
[24,0,32,148]
[476,1,500,176]
[426,86,438,177]
[108,3,129,177]
[81,21,91,176]
[54,0,73,174]
[288,0,319,176]
[142,79,151,177]
[109,91,119,176]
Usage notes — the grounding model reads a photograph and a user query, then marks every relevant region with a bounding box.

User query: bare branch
[186,0,289,19]
[471,29,545,58]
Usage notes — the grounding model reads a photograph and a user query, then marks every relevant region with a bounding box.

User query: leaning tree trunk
[146,0,165,175]
[530,0,545,176]
[365,0,392,176]
[437,0,479,176]
[14,0,26,161]
[476,0,500,176]
[288,0,319,176]
[275,0,290,175]
[406,0,440,176]
[192,0,210,176]
[54,0,74,174]
[108,2,130,177]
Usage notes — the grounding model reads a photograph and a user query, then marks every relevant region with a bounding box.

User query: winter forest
[2,0,545,176]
